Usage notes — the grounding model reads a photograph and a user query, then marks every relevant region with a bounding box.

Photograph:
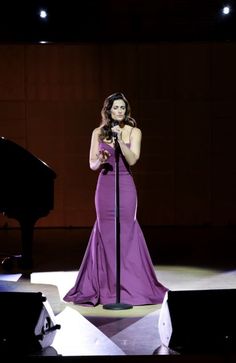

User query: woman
[63,92,168,306]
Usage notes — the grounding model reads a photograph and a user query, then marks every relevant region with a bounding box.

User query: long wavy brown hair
[99,92,137,141]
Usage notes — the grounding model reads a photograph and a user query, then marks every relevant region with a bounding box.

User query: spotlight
[222,6,231,15]
[39,9,48,19]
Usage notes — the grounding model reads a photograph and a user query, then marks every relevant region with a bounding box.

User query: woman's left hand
[111,125,122,141]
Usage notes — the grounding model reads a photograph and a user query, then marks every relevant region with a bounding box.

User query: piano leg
[1,217,36,270]
[18,216,37,269]
[1,211,40,271]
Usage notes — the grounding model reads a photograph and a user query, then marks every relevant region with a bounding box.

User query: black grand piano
[0,136,56,269]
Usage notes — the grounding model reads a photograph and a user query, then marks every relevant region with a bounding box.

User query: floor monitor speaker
[0,291,60,355]
[159,289,236,354]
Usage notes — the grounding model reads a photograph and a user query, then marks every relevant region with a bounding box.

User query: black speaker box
[159,289,236,354]
[0,291,60,355]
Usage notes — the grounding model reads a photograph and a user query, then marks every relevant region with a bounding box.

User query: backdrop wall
[0,42,235,228]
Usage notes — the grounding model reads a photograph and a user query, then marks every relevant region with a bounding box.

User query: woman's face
[110,99,126,122]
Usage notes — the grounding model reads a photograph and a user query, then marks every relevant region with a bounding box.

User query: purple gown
[63,141,168,306]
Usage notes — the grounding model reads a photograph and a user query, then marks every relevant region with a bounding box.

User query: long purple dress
[63,141,168,306]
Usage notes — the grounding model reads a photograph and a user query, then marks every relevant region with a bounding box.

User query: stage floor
[1,264,236,357]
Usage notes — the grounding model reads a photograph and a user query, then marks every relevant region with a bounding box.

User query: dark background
[0,0,236,43]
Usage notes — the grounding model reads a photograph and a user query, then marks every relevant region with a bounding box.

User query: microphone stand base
[103,302,133,310]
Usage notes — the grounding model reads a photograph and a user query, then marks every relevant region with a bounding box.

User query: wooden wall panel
[100,44,139,100]
[136,99,175,225]
[25,45,101,101]
[0,42,236,228]
[137,44,177,100]
[175,43,211,99]
[175,101,211,225]
[209,43,236,100]
[0,46,25,100]
[210,101,236,225]
[0,101,26,142]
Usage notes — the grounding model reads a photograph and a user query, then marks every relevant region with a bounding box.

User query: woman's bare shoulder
[132,126,142,136]
[92,127,102,136]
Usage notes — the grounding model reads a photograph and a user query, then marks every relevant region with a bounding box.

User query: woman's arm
[89,128,110,170]
[118,127,142,166]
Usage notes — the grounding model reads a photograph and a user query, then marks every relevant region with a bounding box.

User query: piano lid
[0,136,56,176]
[0,136,56,212]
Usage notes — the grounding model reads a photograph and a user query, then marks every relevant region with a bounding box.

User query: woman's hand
[111,125,123,141]
[96,149,111,164]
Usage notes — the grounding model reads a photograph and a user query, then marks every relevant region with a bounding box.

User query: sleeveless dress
[63,138,168,306]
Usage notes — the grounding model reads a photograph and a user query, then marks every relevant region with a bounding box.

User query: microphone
[111,120,119,127]
[111,120,119,138]
[111,131,118,138]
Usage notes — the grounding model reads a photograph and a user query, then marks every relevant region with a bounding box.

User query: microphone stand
[103,134,133,310]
